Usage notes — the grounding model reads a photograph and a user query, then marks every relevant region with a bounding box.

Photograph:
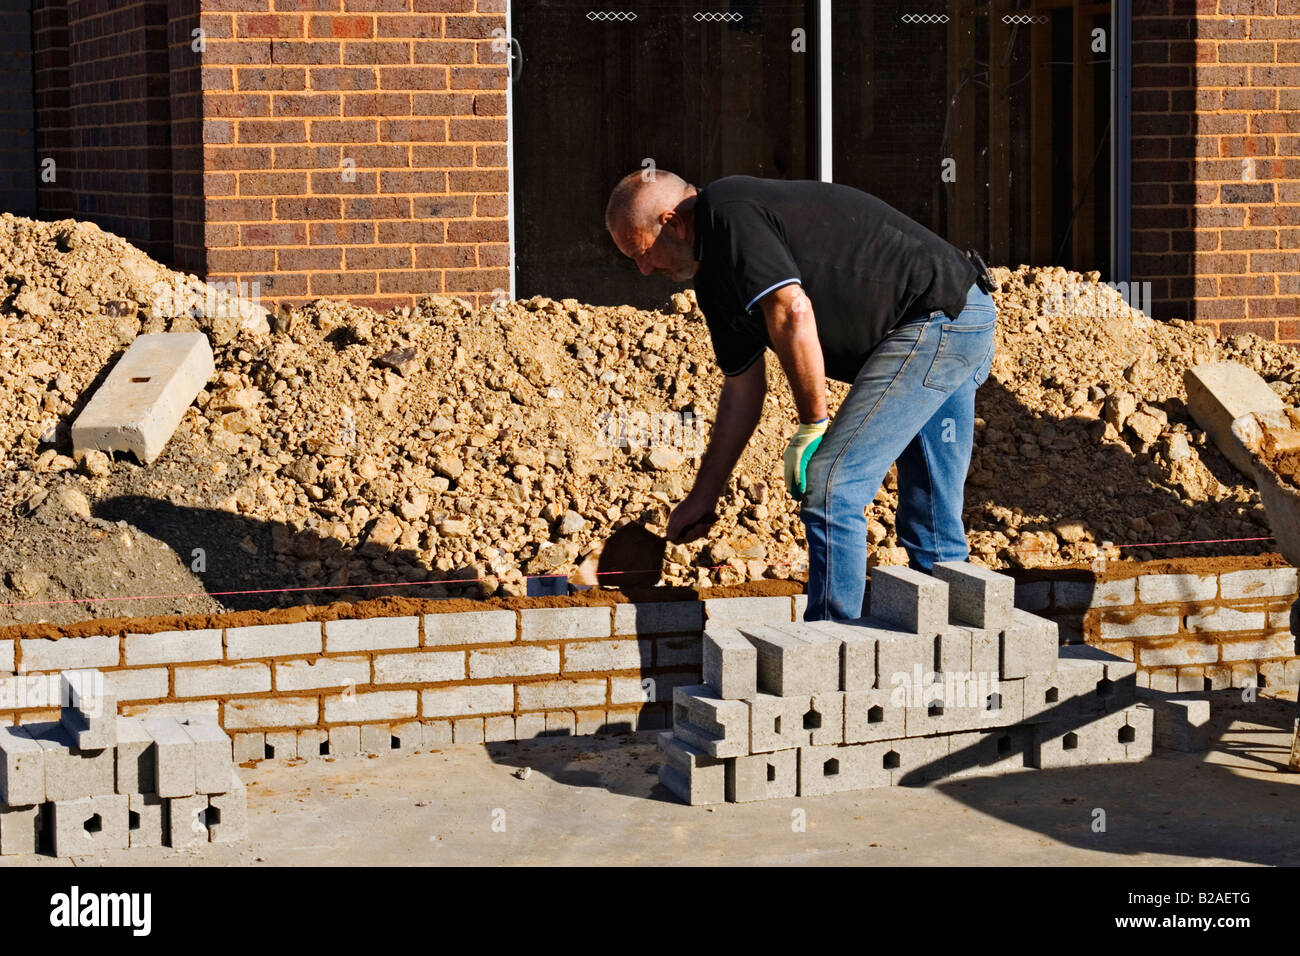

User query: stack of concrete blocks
[659,562,1158,804]
[0,670,247,856]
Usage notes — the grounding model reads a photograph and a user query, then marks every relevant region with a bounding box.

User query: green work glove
[783,418,829,500]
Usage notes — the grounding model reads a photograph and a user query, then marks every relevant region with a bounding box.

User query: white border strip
[816,0,833,182]
[506,1,517,300]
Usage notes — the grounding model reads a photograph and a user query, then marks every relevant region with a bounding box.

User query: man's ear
[660,210,687,240]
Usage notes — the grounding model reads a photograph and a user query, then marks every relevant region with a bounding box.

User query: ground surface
[3,691,1297,867]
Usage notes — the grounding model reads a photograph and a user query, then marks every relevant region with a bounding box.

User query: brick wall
[0,595,810,744]
[1132,0,1300,342]
[32,0,71,216]
[198,0,510,313]
[1016,558,1300,693]
[0,0,37,217]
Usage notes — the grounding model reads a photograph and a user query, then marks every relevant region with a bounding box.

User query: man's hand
[665,491,718,544]
[783,418,829,500]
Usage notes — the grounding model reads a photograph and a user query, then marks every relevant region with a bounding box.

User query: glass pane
[832,1,1113,273]
[512,1,817,307]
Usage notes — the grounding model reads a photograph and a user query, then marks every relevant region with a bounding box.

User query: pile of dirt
[0,214,1295,625]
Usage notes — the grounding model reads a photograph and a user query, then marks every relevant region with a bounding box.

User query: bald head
[605,168,700,282]
[605,169,695,236]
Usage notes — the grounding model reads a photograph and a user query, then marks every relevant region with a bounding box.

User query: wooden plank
[1029,4,1054,264]
[946,0,976,248]
[989,0,1012,265]
[1072,3,1097,267]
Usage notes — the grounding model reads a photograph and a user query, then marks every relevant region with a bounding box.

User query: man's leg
[896,287,997,571]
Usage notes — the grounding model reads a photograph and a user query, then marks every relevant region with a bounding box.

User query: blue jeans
[801,282,997,622]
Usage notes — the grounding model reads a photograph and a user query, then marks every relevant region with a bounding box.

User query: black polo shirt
[690,176,979,383]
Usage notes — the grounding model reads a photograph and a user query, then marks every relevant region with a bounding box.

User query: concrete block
[933,561,1015,628]
[1219,567,1298,600]
[360,723,395,754]
[0,803,41,855]
[232,732,266,763]
[274,655,370,691]
[105,667,168,703]
[327,725,361,756]
[1136,689,1212,752]
[124,628,222,666]
[888,733,953,784]
[1220,633,1294,661]
[465,645,557,681]
[224,696,318,730]
[1139,641,1220,668]
[1001,612,1059,680]
[747,693,807,753]
[127,792,166,848]
[453,717,486,744]
[115,716,155,794]
[373,650,466,684]
[561,639,644,674]
[804,619,878,690]
[656,732,726,805]
[20,722,114,801]
[166,793,209,848]
[60,670,117,750]
[513,714,546,739]
[324,616,419,652]
[544,710,575,736]
[798,742,891,796]
[1014,580,1051,611]
[121,700,220,723]
[141,718,196,798]
[970,627,1000,676]
[388,721,422,752]
[265,731,298,760]
[0,724,45,806]
[421,683,514,718]
[613,600,704,635]
[52,793,129,856]
[1054,578,1135,609]
[519,606,610,642]
[737,625,838,696]
[324,690,417,723]
[174,662,271,697]
[671,684,749,758]
[703,595,794,626]
[20,635,119,673]
[807,692,844,746]
[702,626,757,699]
[423,609,517,646]
[225,621,323,659]
[177,716,232,794]
[872,623,937,691]
[944,727,1033,779]
[844,689,906,744]
[1185,360,1284,476]
[939,626,973,676]
[298,728,329,758]
[794,593,808,620]
[869,565,949,635]
[0,640,11,672]
[208,771,247,843]
[515,679,605,711]
[653,634,701,667]
[1031,704,1153,768]
[1137,573,1219,604]
[727,749,798,802]
[71,331,215,463]
[484,715,516,742]
[1186,606,1267,633]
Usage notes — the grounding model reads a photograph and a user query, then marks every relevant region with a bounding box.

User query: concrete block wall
[1013,557,1300,694]
[0,595,807,749]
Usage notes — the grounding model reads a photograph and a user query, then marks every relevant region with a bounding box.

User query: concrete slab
[1185,360,1284,476]
[71,332,216,464]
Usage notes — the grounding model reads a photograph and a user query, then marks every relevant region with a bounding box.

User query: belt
[967,249,999,294]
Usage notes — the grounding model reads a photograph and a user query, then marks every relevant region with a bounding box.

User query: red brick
[380,270,442,293]
[310,15,373,37]
[309,170,379,193]
[1196,206,1247,227]
[204,119,235,144]
[276,196,343,219]
[411,92,474,114]
[279,246,343,270]
[238,14,305,37]
[204,223,241,248]
[272,40,341,63]
[1223,88,1277,109]
[344,196,410,218]
[206,198,273,223]
[444,267,508,291]
[208,248,278,273]
[237,66,309,90]
[208,93,273,117]
[444,15,502,39]
[474,39,508,65]
[1219,40,1276,62]
[412,195,475,218]
[414,40,474,64]
[241,223,309,245]
[472,93,505,115]
[411,144,473,167]
[274,144,342,167]
[1251,252,1300,271]
[475,144,506,165]
[204,172,237,196]
[344,0,410,10]
[276,0,345,10]
[1195,297,1248,319]
[202,68,235,91]
[478,243,509,266]
[377,221,445,243]
[1252,18,1300,38]
[1220,135,1276,156]
[448,118,505,141]
[345,246,413,270]
[475,194,507,217]
[345,144,411,167]
[344,92,412,116]
[448,168,505,191]
[207,40,273,65]
[449,66,504,89]
[414,0,474,9]
[447,219,506,243]
[379,66,447,88]
[308,67,377,89]
[343,40,412,63]
[377,14,442,36]
[273,93,342,116]
[205,146,274,170]
[379,169,447,192]
[240,171,310,194]
[311,271,376,294]
[239,119,307,143]
[310,119,379,142]
[310,221,376,244]
[1221,228,1279,249]
[382,119,446,141]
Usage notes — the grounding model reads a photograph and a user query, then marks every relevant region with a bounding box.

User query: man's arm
[664,358,766,542]
[760,284,827,423]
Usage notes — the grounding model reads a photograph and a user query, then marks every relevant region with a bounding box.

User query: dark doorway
[511,1,817,308]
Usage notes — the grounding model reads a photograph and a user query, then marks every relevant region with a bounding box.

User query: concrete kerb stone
[737,625,838,697]
[128,792,166,848]
[613,600,704,635]
[265,731,298,760]
[656,731,726,805]
[727,748,798,802]
[177,716,233,794]
[232,732,263,764]
[703,596,795,626]
[20,722,114,802]
[0,803,41,856]
[208,771,248,843]
[51,793,129,856]
[324,616,419,653]
[843,688,906,744]
[166,793,209,848]
[225,621,323,660]
[327,725,361,756]
[1136,688,1212,752]
[115,716,156,794]
[297,728,329,758]
[70,331,216,465]
[798,742,891,796]
[671,684,749,758]
[1014,581,1051,612]
[141,717,196,798]
[1184,360,1285,476]
[869,565,949,635]
[60,670,117,750]
[702,626,757,699]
